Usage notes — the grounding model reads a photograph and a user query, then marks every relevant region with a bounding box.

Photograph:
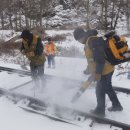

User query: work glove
[93,73,101,82]
[26,52,35,58]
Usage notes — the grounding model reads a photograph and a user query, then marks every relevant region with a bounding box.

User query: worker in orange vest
[44,37,56,68]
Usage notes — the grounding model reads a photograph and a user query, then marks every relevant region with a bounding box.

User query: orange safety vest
[45,42,56,55]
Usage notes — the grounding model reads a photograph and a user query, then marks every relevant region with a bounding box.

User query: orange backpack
[104,31,129,65]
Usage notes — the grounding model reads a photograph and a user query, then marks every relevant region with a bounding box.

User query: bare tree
[112,0,123,30]
[97,0,124,31]
[0,0,128,31]
[0,0,8,29]
[125,0,130,30]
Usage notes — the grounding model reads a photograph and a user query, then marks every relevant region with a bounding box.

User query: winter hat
[21,29,32,39]
[73,28,86,40]
[86,29,98,37]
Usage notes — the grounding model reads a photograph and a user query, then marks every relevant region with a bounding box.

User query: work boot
[83,68,89,75]
[90,108,105,117]
[108,105,123,112]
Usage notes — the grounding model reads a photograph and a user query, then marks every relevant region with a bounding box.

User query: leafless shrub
[56,45,84,57]
[0,41,21,56]
[53,34,68,41]
[44,33,67,42]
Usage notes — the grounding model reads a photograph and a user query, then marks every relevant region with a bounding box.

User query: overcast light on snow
[0,56,130,130]
[0,29,130,130]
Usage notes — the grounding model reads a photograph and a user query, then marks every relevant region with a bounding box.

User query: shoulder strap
[86,36,98,44]
[85,36,99,49]
[32,35,38,45]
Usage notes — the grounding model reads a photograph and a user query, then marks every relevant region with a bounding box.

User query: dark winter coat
[84,36,114,76]
[21,35,46,65]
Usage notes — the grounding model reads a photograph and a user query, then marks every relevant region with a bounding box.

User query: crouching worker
[73,28,123,117]
[20,30,46,92]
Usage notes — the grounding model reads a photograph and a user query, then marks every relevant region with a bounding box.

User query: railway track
[9,80,33,91]
[0,66,82,85]
[0,66,130,129]
[0,88,129,130]
[0,66,130,94]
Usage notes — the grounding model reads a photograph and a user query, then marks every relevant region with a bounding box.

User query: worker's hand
[45,53,48,56]
[26,52,35,58]
[44,52,48,56]
[93,73,101,81]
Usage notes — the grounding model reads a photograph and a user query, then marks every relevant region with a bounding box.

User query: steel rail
[0,66,130,94]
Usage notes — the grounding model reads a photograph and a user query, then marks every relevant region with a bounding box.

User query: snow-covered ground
[0,29,130,130]
[0,56,130,130]
[0,30,130,130]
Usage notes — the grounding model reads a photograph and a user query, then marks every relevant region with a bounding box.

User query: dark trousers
[96,71,121,113]
[47,55,55,67]
[30,63,44,86]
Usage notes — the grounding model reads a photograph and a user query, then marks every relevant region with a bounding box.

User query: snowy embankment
[0,29,130,130]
